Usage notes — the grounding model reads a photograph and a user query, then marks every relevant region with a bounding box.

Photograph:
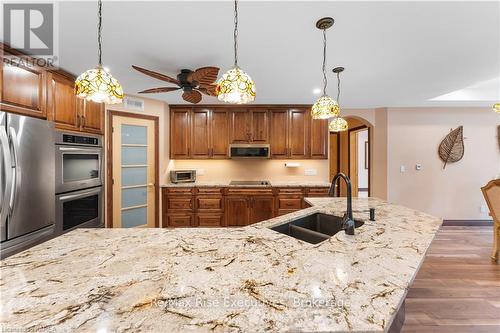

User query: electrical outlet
[400,165,406,173]
[304,168,317,176]
[197,169,205,176]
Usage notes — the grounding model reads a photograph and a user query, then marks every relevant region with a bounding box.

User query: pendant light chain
[322,29,327,96]
[233,0,238,68]
[97,0,103,67]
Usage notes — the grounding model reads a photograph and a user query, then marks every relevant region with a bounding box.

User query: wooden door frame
[107,110,160,228]
[347,125,371,197]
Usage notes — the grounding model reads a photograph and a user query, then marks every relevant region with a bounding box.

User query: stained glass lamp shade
[494,103,500,113]
[216,67,256,104]
[329,116,348,132]
[75,67,124,104]
[312,96,340,119]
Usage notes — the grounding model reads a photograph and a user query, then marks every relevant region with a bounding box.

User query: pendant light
[311,17,339,120]
[216,0,256,104]
[329,67,348,132]
[494,103,500,113]
[75,0,124,104]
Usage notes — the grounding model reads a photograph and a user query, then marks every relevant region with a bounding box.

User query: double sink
[270,213,364,244]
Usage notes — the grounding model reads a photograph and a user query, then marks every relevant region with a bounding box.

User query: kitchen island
[0,198,441,332]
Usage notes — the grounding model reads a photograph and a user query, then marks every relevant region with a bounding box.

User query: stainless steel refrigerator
[1,112,55,258]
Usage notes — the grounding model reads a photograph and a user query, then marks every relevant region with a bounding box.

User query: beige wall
[386,107,500,220]
[372,108,388,199]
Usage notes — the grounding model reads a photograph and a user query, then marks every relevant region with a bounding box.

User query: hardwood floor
[403,226,500,333]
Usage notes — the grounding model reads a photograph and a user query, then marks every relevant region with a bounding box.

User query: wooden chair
[481,179,500,261]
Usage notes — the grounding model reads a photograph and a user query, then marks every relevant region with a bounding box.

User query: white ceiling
[56,1,500,107]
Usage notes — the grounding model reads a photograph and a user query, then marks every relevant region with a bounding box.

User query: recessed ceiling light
[313,88,322,95]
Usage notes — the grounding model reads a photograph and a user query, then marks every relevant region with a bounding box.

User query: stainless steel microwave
[229,144,270,159]
[170,170,196,183]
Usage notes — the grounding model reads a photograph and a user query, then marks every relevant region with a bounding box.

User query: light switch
[197,169,205,176]
[304,168,317,176]
[400,165,406,173]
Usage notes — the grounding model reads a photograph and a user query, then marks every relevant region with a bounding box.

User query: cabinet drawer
[166,187,194,195]
[196,187,223,195]
[278,198,302,209]
[306,187,330,197]
[167,214,193,227]
[196,214,223,227]
[277,188,303,195]
[226,188,274,196]
[167,198,193,210]
[197,197,223,210]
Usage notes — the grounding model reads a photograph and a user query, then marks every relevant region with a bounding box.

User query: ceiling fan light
[329,116,348,132]
[216,67,256,104]
[311,95,339,119]
[494,103,500,113]
[75,67,124,104]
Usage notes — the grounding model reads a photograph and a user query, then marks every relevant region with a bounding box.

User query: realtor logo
[3,3,54,55]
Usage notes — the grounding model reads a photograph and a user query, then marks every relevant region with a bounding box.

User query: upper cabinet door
[211,109,229,158]
[269,109,289,158]
[310,116,328,159]
[47,72,79,131]
[1,54,46,118]
[249,109,269,143]
[170,108,191,159]
[229,110,250,143]
[289,109,310,159]
[190,109,211,158]
[81,100,104,134]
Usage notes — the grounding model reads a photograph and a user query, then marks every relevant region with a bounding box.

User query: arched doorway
[329,116,373,197]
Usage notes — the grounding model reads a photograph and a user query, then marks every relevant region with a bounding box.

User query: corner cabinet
[169,105,328,160]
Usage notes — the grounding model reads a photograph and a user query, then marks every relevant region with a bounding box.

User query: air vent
[123,97,144,112]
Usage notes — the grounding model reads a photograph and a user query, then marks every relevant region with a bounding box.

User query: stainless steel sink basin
[270,213,364,244]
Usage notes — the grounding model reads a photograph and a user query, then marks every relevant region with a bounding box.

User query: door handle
[0,126,12,225]
[81,115,86,127]
[8,127,19,218]
[147,183,154,187]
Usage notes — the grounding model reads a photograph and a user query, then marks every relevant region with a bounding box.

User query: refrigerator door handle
[8,127,20,218]
[0,126,13,226]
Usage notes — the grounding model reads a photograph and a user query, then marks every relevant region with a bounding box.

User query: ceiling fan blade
[132,65,180,85]
[188,66,220,86]
[197,84,217,97]
[138,87,181,94]
[182,90,202,104]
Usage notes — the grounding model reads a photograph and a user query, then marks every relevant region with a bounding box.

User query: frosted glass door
[112,116,156,228]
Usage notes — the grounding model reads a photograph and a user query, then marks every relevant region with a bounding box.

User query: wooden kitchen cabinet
[170,108,191,159]
[249,109,269,142]
[288,109,310,158]
[0,48,47,119]
[249,196,275,224]
[229,110,250,143]
[229,109,268,143]
[225,196,250,226]
[269,109,289,158]
[211,109,229,158]
[190,109,211,158]
[47,72,104,134]
[311,117,329,159]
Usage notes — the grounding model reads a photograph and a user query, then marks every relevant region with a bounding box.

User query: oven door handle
[58,147,102,153]
[58,187,102,201]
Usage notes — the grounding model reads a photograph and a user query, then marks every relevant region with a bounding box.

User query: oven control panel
[62,134,100,146]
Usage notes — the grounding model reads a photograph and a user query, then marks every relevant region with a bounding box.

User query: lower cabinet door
[167,214,193,227]
[249,196,275,225]
[196,214,224,227]
[225,197,249,226]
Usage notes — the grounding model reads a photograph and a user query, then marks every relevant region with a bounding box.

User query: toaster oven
[170,170,196,183]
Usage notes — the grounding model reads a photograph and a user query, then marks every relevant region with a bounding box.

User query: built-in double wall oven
[55,132,104,233]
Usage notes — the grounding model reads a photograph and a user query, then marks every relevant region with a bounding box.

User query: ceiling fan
[132,65,220,104]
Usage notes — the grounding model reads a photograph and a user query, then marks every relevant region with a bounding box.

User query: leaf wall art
[438,126,464,169]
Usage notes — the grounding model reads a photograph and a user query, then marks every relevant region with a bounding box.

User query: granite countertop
[0,198,442,333]
[161,180,331,188]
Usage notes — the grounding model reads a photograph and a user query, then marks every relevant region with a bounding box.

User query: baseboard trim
[442,219,493,226]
